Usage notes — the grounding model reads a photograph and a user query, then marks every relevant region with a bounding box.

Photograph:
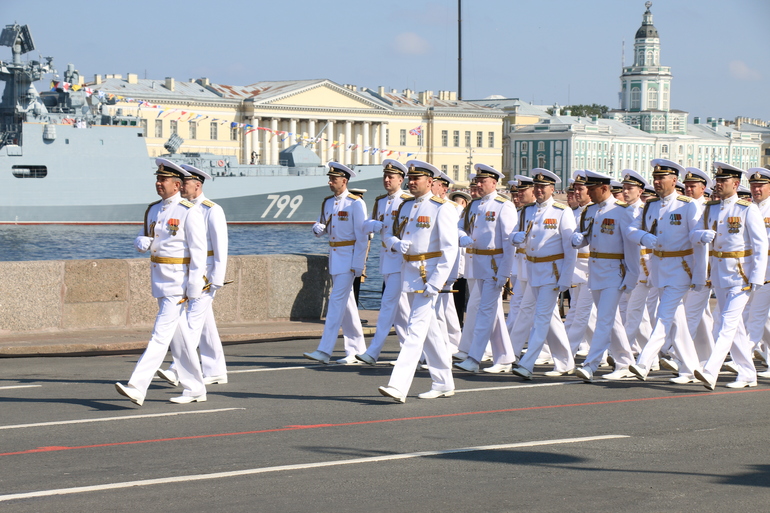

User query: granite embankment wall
[0,254,330,334]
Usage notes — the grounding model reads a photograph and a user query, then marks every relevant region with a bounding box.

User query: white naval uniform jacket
[389,193,458,292]
[144,193,207,299]
[192,193,228,287]
[515,197,577,288]
[628,192,705,289]
[572,204,592,285]
[575,197,639,291]
[316,190,368,275]
[755,197,770,281]
[513,203,536,282]
[694,194,768,288]
[374,191,412,275]
[459,192,518,281]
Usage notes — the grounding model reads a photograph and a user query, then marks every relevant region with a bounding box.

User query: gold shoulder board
[348,193,360,200]
[494,195,509,203]
[553,202,567,210]
[615,201,629,208]
[202,199,215,208]
[706,200,720,205]
[646,197,661,203]
[677,195,692,203]
[180,200,194,208]
[430,195,447,204]
[401,193,413,200]
[737,199,752,207]
[374,194,387,202]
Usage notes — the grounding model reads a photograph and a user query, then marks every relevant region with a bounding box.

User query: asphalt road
[1,336,769,512]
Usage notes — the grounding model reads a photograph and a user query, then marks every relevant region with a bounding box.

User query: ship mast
[457,0,462,100]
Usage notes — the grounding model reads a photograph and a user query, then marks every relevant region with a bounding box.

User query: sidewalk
[0,310,382,357]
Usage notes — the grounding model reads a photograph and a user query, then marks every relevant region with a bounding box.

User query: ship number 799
[261,194,303,218]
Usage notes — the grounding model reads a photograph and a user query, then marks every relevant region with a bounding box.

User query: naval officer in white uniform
[304,162,368,364]
[378,160,458,402]
[115,158,207,405]
[744,168,770,377]
[356,159,411,364]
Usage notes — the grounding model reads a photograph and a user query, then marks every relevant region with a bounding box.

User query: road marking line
[0,434,628,502]
[0,385,42,391]
[0,408,245,431]
[458,382,582,393]
[229,366,307,373]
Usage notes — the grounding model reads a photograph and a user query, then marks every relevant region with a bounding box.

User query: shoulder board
[737,199,752,207]
[552,202,567,210]
[522,202,536,209]
[614,201,629,208]
[148,199,161,207]
[400,193,413,200]
[322,195,334,204]
[494,195,509,203]
[677,195,692,203]
[374,194,387,202]
[705,200,720,206]
[347,193,360,200]
[179,200,194,209]
[447,199,459,207]
[646,197,660,203]
[401,196,415,203]
[202,199,215,208]
[430,195,446,204]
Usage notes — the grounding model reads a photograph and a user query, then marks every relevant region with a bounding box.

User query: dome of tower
[635,2,659,39]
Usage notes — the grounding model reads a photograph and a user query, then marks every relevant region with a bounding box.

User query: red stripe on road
[2,387,767,457]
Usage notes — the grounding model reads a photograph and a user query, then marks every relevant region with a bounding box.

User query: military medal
[417,215,431,228]
[485,211,496,222]
[168,218,179,236]
[337,210,349,221]
[670,213,681,225]
[544,218,558,229]
[764,217,770,229]
[601,218,615,234]
[728,216,741,233]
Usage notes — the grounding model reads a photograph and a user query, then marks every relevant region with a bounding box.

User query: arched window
[631,87,641,110]
[648,88,658,110]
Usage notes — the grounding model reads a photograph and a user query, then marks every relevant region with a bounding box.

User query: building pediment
[251,80,389,111]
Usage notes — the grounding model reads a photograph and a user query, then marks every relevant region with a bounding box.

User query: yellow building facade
[92,75,504,182]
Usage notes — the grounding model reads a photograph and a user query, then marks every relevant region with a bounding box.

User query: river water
[0,224,384,309]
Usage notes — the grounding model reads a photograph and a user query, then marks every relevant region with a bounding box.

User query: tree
[547,104,609,117]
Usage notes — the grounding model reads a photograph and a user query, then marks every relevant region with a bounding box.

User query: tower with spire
[607,2,688,135]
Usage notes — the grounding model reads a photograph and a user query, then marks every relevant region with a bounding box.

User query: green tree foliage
[547,104,609,117]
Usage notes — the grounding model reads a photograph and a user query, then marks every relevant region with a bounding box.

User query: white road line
[229,366,308,373]
[457,382,582,393]
[0,385,42,391]
[0,434,628,502]
[0,408,245,431]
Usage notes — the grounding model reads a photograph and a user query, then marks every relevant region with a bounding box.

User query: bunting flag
[409,125,422,136]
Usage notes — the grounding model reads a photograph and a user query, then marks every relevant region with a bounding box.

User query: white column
[249,116,260,165]
[362,121,370,165]
[379,122,388,164]
[243,118,252,165]
[325,121,334,163]
[344,121,352,165]
[308,119,316,154]
[289,118,298,148]
[262,121,270,164]
[270,118,279,165]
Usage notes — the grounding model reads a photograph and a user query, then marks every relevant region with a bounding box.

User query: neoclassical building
[92,74,503,181]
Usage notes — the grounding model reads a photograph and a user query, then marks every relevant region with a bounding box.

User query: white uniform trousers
[743,283,770,355]
[624,284,654,354]
[387,293,454,395]
[582,288,635,373]
[467,279,516,365]
[702,286,756,383]
[635,284,700,378]
[505,276,519,332]
[364,272,409,360]
[317,272,366,357]
[510,280,535,356]
[517,285,574,373]
[683,287,714,363]
[436,289,462,352]
[457,279,480,354]
[565,282,596,355]
[169,290,227,379]
[129,296,205,397]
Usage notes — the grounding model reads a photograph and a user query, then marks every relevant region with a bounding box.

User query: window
[476,131,483,147]
[154,119,163,138]
[538,155,546,168]
[631,87,641,110]
[12,165,47,178]
[231,126,239,141]
[488,132,494,148]
[453,130,460,147]
[170,120,178,134]
[537,141,545,152]
[385,128,390,146]
[399,129,406,146]
[210,122,218,140]
[521,141,528,153]
[417,132,423,146]
[189,121,197,139]
[441,130,448,146]
[464,131,471,147]
[554,156,562,171]
[661,144,668,154]
[441,164,448,174]
[521,156,528,170]
[555,141,562,152]
[452,164,459,181]
[140,119,147,136]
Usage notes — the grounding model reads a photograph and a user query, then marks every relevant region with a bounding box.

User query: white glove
[571,232,584,248]
[640,233,658,248]
[363,219,383,233]
[700,230,716,244]
[134,236,152,252]
[459,235,473,247]
[557,277,571,293]
[691,283,705,292]
[510,232,526,245]
[393,240,412,254]
[312,223,326,235]
[492,275,506,288]
[423,283,439,298]
[352,267,364,278]
[620,279,635,294]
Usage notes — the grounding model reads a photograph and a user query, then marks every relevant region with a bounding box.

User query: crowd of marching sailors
[113,155,770,406]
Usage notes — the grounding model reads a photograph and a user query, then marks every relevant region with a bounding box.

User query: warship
[0,23,384,224]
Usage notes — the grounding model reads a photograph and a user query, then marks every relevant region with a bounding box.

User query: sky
[2,0,768,121]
